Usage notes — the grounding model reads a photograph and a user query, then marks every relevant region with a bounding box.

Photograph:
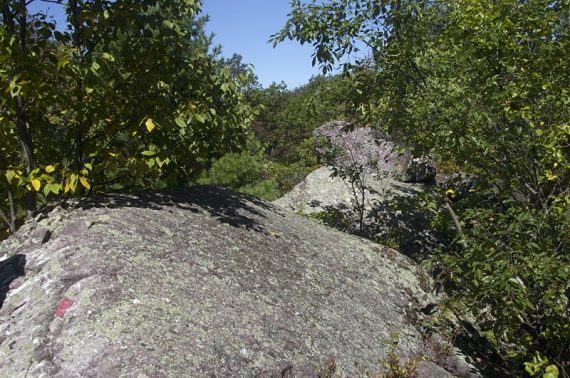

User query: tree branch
[443,197,465,248]
[0,207,11,231]
[443,199,461,234]
[8,187,16,232]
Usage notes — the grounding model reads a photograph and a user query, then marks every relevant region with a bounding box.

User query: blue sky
[202,1,323,88]
[28,0,323,89]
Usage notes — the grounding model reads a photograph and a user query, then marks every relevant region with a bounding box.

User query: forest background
[0,0,568,376]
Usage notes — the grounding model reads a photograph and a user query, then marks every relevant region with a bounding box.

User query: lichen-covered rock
[313,121,436,183]
[415,361,457,378]
[1,186,457,377]
[274,167,438,259]
[274,167,423,215]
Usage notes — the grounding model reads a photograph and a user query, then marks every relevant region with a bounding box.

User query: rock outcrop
[274,167,424,215]
[274,167,438,259]
[0,186,474,377]
[313,121,436,183]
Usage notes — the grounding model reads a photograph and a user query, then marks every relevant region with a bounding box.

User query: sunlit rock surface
[274,167,438,259]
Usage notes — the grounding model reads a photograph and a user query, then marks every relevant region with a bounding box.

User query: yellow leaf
[46,165,55,173]
[145,118,156,132]
[79,176,91,190]
[31,179,41,192]
[446,188,456,197]
[64,174,78,194]
[5,170,16,183]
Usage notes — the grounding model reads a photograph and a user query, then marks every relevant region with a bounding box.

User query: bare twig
[442,197,468,250]
[443,197,462,234]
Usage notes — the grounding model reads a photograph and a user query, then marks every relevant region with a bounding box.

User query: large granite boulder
[0,186,475,377]
[313,121,436,183]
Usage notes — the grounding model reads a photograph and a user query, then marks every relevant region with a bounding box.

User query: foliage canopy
[0,0,255,235]
[273,0,569,374]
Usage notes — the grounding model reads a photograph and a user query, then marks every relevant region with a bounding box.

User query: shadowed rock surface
[0,186,472,377]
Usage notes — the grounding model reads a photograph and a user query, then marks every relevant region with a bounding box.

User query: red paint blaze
[55,298,75,317]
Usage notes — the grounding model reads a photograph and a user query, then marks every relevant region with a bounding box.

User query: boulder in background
[313,121,436,183]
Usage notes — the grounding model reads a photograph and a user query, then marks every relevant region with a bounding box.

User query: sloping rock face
[274,167,438,259]
[313,121,436,183]
[0,186,451,377]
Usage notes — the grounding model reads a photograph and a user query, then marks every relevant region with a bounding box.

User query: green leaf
[175,117,187,128]
[508,277,526,290]
[544,365,559,378]
[195,114,206,123]
[43,183,61,196]
[57,56,70,69]
[102,52,115,62]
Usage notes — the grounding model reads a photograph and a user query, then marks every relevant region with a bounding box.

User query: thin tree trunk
[0,208,11,232]
[8,187,16,232]
[16,96,36,217]
[70,0,86,171]
[0,189,17,233]
[14,0,36,217]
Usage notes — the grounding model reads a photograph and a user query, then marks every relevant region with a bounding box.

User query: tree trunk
[16,96,36,217]
[15,0,36,218]
[0,187,17,234]
[70,0,85,171]
[3,1,37,218]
